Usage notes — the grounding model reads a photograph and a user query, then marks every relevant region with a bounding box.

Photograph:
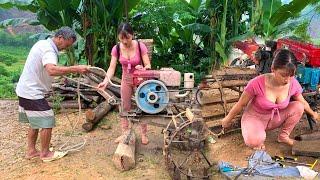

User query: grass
[0,45,28,70]
[0,45,29,99]
[0,44,84,99]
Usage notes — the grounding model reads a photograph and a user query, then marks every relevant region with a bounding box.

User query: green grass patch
[0,45,29,99]
[0,44,88,99]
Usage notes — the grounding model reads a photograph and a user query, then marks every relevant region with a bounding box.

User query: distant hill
[0,8,45,35]
[0,8,35,21]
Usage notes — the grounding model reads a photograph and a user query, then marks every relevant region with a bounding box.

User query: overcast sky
[281,0,292,4]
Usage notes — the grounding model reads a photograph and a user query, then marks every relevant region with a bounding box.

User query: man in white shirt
[16,26,89,162]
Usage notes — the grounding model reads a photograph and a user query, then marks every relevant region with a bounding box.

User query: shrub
[11,70,21,83]
[0,65,9,76]
[0,53,18,66]
[0,30,36,48]
[0,76,15,98]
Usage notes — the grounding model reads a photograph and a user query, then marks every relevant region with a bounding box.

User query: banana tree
[0,0,140,68]
[258,0,318,39]
[81,0,140,67]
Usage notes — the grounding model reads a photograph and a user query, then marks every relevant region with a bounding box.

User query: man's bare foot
[252,144,265,150]
[141,135,149,145]
[40,151,54,159]
[25,150,40,159]
[114,134,125,144]
[40,151,68,162]
[277,137,295,146]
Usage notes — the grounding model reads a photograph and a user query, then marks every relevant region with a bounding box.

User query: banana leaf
[215,41,227,64]
[270,0,316,26]
[183,23,211,34]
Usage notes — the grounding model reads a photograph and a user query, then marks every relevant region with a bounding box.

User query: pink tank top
[244,75,303,120]
[111,41,148,74]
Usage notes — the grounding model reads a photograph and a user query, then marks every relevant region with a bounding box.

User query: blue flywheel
[135,80,169,114]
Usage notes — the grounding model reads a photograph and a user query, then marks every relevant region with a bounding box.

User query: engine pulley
[135,79,169,114]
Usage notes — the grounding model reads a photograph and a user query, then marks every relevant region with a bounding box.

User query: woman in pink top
[98,23,151,145]
[222,49,319,150]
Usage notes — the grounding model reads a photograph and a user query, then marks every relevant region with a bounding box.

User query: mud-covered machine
[119,68,214,179]
[116,66,256,179]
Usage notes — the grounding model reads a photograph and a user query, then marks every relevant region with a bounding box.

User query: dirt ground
[1,99,319,180]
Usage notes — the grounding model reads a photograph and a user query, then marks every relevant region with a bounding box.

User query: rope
[88,66,121,88]
[57,66,120,153]
[58,75,86,153]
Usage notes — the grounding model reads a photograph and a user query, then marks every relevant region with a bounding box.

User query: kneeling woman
[222,49,319,150]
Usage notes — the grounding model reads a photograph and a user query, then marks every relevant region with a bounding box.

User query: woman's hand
[311,111,319,121]
[221,118,232,129]
[97,81,108,91]
[135,65,144,70]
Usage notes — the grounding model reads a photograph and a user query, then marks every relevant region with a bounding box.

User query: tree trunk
[112,129,136,171]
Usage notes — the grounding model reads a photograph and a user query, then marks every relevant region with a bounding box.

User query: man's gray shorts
[18,97,55,129]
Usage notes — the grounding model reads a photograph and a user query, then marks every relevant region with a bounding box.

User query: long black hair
[272,49,298,76]
[117,22,134,39]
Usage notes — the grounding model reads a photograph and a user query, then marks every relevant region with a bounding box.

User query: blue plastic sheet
[218,150,301,179]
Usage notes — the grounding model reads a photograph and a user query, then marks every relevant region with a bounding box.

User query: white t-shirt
[16,38,58,99]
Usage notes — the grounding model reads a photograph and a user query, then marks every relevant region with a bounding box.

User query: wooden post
[112,129,136,171]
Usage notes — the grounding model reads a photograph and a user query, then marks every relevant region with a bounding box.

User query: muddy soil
[0,100,319,180]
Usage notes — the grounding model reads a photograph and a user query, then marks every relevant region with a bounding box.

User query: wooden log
[51,84,94,92]
[208,80,249,88]
[107,86,121,98]
[113,129,136,171]
[48,100,87,109]
[197,88,240,105]
[292,140,320,157]
[85,73,103,84]
[85,101,113,123]
[210,67,257,77]
[82,101,114,131]
[201,102,237,118]
[295,131,320,141]
[87,68,121,85]
[63,77,91,89]
[82,122,93,132]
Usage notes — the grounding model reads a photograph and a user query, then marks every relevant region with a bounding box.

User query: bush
[0,30,36,48]
[0,53,18,66]
[0,76,15,98]
[11,70,21,83]
[0,65,9,76]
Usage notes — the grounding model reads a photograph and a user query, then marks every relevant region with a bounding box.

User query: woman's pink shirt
[111,41,148,73]
[244,75,303,120]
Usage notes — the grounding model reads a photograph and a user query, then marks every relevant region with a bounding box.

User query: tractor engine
[132,68,194,114]
[278,39,320,92]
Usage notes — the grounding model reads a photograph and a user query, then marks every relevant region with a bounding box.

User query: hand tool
[273,155,297,161]
[273,157,318,169]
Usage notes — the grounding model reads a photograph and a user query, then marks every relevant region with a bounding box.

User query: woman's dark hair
[272,49,297,76]
[117,22,134,39]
